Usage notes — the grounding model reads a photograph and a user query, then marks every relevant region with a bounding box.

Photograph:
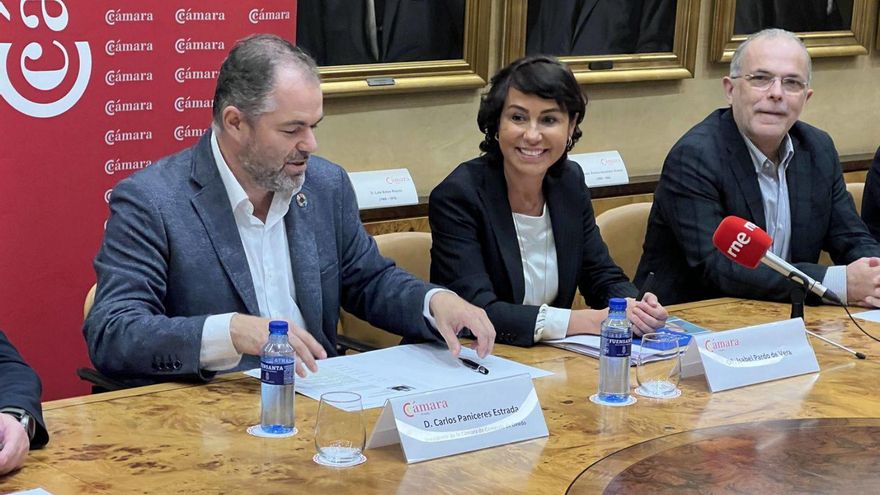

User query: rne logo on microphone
[726,222,757,258]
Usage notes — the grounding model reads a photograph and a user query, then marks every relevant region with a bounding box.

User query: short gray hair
[730,28,812,83]
[212,34,320,128]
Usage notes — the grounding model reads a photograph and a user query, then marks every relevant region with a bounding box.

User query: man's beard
[240,144,305,195]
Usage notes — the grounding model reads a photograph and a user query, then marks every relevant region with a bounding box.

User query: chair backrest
[339,232,433,350]
[84,283,97,321]
[819,181,866,266]
[594,202,653,280]
[847,182,865,216]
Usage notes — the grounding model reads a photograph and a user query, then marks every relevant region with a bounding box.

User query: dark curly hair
[477,55,586,160]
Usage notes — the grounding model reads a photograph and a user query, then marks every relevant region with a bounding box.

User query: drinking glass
[314,392,366,467]
[635,333,681,399]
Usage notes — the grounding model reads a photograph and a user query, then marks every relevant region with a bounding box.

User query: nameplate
[681,318,819,392]
[569,150,629,187]
[366,374,548,463]
[348,168,419,210]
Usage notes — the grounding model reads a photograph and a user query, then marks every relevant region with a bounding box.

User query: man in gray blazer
[84,34,495,385]
[636,29,880,305]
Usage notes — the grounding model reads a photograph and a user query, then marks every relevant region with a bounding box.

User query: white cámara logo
[0,0,92,118]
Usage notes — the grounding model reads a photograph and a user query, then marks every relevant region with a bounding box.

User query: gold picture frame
[311,0,491,97]
[710,0,873,62]
[500,0,702,84]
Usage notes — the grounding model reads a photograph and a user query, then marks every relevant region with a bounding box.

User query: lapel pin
[296,192,308,208]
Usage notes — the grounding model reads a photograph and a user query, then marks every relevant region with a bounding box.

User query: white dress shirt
[512,204,571,342]
[200,133,445,371]
[199,133,305,370]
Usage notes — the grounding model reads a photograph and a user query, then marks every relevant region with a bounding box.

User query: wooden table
[3,299,880,494]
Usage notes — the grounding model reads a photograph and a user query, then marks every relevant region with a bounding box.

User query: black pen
[637,271,655,301]
[459,357,489,375]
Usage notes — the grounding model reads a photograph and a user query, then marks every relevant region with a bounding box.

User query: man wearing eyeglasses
[636,28,880,306]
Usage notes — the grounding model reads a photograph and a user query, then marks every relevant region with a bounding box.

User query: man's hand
[0,413,29,475]
[626,292,668,337]
[229,314,327,377]
[429,291,495,358]
[846,257,880,307]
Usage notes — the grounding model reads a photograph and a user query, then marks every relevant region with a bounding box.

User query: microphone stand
[790,286,805,320]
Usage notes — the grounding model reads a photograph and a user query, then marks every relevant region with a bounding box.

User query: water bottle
[598,298,632,403]
[261,320,296,434]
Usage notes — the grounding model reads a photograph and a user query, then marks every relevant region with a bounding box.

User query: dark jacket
[429,155,636,346]
[860,147,880,241]
[636,108,879,304]
[0,330,49,448]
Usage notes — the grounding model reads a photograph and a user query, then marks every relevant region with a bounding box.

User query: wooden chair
[338,232,433,353]
[848,182,865,216]
[77,284,126,392]
[818,182,865,266]
[594,202,653,280]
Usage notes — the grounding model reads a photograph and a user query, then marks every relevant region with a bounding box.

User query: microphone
[711,216,843,305]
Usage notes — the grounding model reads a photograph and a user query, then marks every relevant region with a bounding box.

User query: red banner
[0,0,296,399]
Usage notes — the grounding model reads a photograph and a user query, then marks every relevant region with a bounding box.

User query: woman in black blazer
[429,56,667,347]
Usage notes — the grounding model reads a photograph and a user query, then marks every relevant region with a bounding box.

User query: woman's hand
[626,293,668,336]
[565,309,607,336]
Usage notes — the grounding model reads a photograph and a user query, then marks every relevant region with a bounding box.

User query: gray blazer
[84,131,439,385]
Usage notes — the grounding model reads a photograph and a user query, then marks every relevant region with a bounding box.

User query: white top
[512,204,571,341]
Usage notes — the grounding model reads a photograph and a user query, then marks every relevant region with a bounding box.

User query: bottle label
[261,360,295,386]
[602,336,632,358]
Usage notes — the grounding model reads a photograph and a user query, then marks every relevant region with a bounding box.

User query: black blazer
[734,0,845,34]
[429,155,637,347]
[526,0,675,56]
[296,0,464,65]
[0,330,48,448]
[636,108,880,305]
[860,147,880,241]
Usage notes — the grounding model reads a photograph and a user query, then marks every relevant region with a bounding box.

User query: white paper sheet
[852,309,880,323]
[245,343,552,410]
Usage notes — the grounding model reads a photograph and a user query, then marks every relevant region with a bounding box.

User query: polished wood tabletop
[3,298,880,494]
[570,417,880,494]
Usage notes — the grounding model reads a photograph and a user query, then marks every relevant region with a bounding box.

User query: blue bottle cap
[268,320,289,334]
[608,298,627,312]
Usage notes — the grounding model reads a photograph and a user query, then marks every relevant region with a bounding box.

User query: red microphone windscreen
[711,216,772,269]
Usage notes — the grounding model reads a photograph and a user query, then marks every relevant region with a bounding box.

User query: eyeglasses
[730,73,808,94]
